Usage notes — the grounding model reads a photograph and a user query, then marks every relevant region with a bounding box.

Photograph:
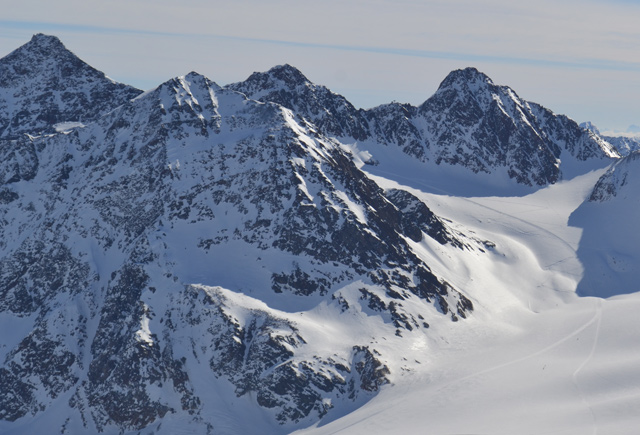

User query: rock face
[0,33,142,139]
[233,66,618,186]
[228,64,371,141]
[588,150,640,202]
[0,39,475,434]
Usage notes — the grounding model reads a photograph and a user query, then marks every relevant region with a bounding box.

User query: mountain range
[1,34,638,434]
[229,64,619,188]
[580,121,640,156]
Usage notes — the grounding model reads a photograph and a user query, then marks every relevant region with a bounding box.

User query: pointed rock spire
[0,34,142,139]
[436,67,495,91]
[228,64,370,140]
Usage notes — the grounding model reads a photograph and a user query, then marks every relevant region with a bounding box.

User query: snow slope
[570,151,640,298]
[293,164,640,435]
[294,294,640,435]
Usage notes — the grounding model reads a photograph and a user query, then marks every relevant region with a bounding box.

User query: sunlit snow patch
[54,122,85,133]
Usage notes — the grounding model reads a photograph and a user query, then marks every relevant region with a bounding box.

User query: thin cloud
[4,20,640,75]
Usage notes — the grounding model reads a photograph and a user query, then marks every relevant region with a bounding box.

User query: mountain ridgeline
[580,121,640,157]
[230,64,618,187]
[0,34,623,434]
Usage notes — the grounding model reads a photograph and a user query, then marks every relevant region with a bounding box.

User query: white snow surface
[53,121,85,132]
[294,294,640,435]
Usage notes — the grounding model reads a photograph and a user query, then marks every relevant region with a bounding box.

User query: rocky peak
[22,33,67,54]
[580,121,600,135]
[435,67,495,94]
[421,66,523,119]
[406,66,619,186]
[0,34,70,73]
[2,33,100,86]
[0,34,142,139]
[229,64,311,100]
[228,64,370,140]
[262,63,311,88]
[142,71,222,111]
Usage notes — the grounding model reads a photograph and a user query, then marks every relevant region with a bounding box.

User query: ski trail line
[572,298,603,435]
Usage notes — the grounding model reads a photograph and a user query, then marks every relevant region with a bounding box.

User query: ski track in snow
[296,297,624,435]
[571,299,603,435]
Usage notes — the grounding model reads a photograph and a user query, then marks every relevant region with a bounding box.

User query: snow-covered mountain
[0,40,475,433]
[599,134,640,157]
[227,65,370,142]
[2,35,639,435]
[0,34,142,139]
[232,65,618,189]
[581,122,640,157]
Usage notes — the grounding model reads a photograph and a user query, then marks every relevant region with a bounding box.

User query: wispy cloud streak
[4,20,640,74]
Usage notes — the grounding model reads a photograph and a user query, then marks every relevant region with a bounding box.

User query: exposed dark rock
[228,64,371,141]
[233,65,618,187]
[0,37,507,434]
[0,34,142,139]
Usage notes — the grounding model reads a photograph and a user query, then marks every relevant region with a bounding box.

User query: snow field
[289,164,640,434]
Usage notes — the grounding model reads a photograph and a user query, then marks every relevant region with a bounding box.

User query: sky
[1,0,639,132]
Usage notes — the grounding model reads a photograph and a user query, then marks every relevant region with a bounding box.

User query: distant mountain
[627,124,640,134]
[580,121,640,157]
[579,121,600,135]
[0,33,142,139]
[232,66,618,187]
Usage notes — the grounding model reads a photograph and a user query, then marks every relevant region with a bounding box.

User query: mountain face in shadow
[569,151,640,297]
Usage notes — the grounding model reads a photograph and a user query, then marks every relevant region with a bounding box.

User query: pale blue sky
[1,0,639,132]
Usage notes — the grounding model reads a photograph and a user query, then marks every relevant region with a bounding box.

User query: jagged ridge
[232,66,619,187]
